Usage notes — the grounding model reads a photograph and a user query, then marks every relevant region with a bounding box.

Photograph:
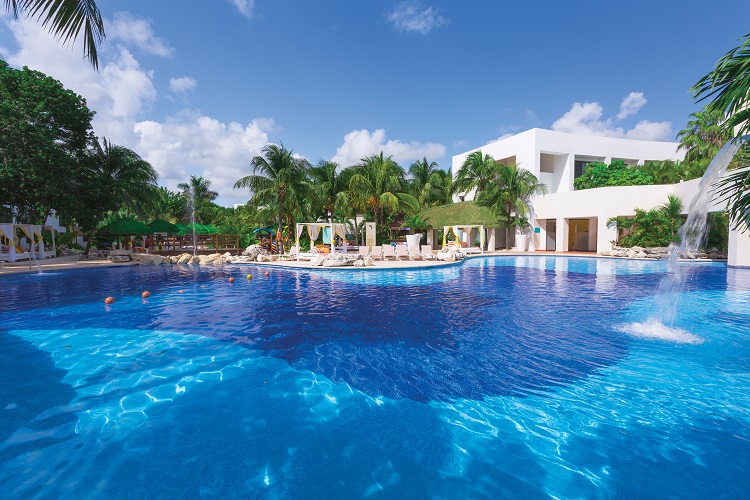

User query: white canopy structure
[442,225,485,253]
[295,222,348,260]
[0,223,55,262]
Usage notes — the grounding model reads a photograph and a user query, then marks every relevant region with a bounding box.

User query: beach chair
[421,245,434,260]
[382,245,396,260]
[395,245,409,261]
[407,244,422,260]
[370,245,383,260]
[358,246,370,257]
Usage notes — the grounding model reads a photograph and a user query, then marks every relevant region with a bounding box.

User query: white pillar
[487,228,496,251]
[597,216,617,254]
[728,226,750,267]
[556,217,568,252]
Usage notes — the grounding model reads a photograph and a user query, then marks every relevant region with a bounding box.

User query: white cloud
[2,15,273,206]
[387,2,446,35]
[169,76,197,93]
[107,12,173,57]
[617,91,647,120]
[551,99,672,141]
[230,0,255,19]
[134,114,273,206]
[331,129,446,167]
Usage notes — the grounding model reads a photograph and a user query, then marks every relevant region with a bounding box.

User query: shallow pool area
[1,256,749,498]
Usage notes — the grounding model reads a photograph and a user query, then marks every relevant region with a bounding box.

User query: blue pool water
[1,256,749,498]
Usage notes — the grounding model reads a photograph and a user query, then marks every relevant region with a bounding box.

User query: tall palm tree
[307,160,348,221]
[178,175,219,224]
[692,32,750,227]
[476,164,547,249]
[94,137,157,217]
[676,108,731,162]
[452,150,499,197]
[347,152,419,230]
[234,144,309,234]
[4,0,105,69]
[408,157,451,207]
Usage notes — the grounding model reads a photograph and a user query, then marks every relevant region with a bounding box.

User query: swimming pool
[1,256,748,497]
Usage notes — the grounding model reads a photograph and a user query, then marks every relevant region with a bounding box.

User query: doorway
[546,220,556,251]
[568,219,590,251]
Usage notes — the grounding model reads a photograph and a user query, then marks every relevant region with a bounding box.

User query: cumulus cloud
[331,129,446,167]
[169,76,197,93]
[551,98,672,141]
[134,114,273,206]
[2,15,272,206]
[107,12,174,57]
[617,91,647,120]
[387,2,446,35]
[230,0,255,18]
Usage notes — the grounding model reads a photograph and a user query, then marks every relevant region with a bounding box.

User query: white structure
[453,128,750,266]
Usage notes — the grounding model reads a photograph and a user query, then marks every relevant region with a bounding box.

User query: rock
[257,254,269,262]
[353,259,366,267]
[109,250,132,262]
[177,254,192,265]
[600,250,611,256]
[310,256,326,266]
[189,255,201,264]
[636,251,647,259]
[363,255,374,266]
[632,246,644,253]
[644,247,668,255]
[626,250,637,259]
[242,244,267,261]
[131,253,166,265]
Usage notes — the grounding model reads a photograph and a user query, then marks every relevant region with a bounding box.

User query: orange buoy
[141,291,151,298]
[104,296,115,304]
[178,289,185,293]
[264,271,270,277]
[228,277,235,283]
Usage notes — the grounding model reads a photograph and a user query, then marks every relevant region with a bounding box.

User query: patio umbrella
[147,219,180,234]
[99,218,151,235]
[175,223,191,235]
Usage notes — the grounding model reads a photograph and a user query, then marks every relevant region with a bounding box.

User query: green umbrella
[175,223,191,235]
[99,218,151,235]
[147,219,180,234]
[204,224,220,234]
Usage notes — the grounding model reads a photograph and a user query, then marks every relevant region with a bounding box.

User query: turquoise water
[0,256,748,498]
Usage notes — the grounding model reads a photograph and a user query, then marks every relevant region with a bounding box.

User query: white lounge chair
[370,245,383,260]
[407,244,422,260]
[358,246,370,257]
[421,245,434,260]
[395,245,409,261]
[382,245,396,260]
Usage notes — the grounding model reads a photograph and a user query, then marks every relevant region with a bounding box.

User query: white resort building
[452,128,750,267]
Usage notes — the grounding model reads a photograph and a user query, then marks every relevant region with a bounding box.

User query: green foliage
[574,160,654,190]
[0,61,95,224]
[4,0,105,69]
[677,108,731,163]
[607,195,685,248]
[408,158,451,207]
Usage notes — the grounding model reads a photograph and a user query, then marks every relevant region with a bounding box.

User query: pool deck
[0,250,609,276]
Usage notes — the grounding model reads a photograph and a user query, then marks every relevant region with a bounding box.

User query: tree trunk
[84,229,94,255]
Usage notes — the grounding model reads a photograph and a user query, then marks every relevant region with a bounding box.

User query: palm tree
[476,164,547,249]
[178,175,219,224]
[676,108,731,162]
[408,157,451,207]
[234,144,309,236]
[4,0,105,69]
[347,152,419,231]
[94,137,158,218]
[452,150,499,197]
[658,194,685,242]
[307,160,348,221]
[693,33,750,227]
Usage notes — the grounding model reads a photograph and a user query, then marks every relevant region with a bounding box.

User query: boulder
[131,253,166,265]
[109,250,132,262]
[242,244,267,261]
[189,255,201,264]
[177,254,192,265]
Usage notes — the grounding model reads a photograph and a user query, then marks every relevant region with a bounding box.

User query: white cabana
[295,222,348,260]
[442,224,485,253]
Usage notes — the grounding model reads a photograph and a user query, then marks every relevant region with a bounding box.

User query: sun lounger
[358,246,369,257]
[421,245,434,260]
[382,245,396,260]
[407,244,422,260]
[460,246,483,255]
[370,245,383,260]
[395,245,409,261]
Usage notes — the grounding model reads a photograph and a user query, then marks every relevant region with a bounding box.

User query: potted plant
[513,215,531,251]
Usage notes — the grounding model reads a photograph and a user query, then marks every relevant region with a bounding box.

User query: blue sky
[2,0,749,205]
